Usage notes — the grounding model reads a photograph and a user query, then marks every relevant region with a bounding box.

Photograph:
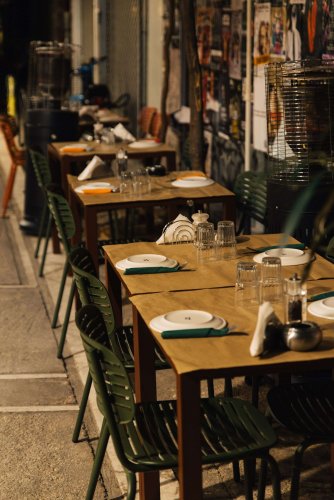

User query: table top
[49,141,176,159]
[68,172,235,207]
[103,234,334,295]
[130,281,334,377]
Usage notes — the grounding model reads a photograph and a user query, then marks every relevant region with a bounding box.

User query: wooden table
[130,282,334,499]
[103,234,334,326]
[48,141,177,192]
[68,172,236,272]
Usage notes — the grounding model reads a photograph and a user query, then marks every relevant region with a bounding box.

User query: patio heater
[20,41,79,234]
[265,59,334,245]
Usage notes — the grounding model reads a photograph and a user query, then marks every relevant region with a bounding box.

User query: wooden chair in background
[1,114,26,217]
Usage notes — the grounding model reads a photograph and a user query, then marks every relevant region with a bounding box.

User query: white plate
[150,310,226,333]
[164,309,213,327]
[115,257,178,271]
[322,297,334,310]
[75,182,114,193]
[171,178,214,188]
[253,249,311,266]
[60,143,88,152]
[128,140,160,149]
[308,299,334,319]
[264,248,304,257]
[126,254,168,266]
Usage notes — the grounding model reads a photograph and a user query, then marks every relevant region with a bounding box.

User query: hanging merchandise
[254,3,271,66]
[229,9,242,80]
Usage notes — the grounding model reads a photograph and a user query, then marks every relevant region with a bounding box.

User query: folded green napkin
[254,243,305,253]
[124,265,180,275]
[161,327,230,339]
[308,291,334,302]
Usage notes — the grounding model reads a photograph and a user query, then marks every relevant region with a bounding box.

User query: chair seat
[115,325,169,370]
[267,381,334,440]
[119,397,277,471]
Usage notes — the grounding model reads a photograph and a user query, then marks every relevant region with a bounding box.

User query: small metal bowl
[282,321,323,351]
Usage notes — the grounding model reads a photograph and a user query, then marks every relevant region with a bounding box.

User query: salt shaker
[116,148,128,178]
[191,211,209,247]
[284,273,307,323]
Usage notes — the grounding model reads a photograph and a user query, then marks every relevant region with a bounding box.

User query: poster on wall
[229,10,242,79]
[286,3,303,61]
[253,67,268,153]
[196,7,213,66]
[254,2,271,66]
[221,9,231,65]
[270,6,286,59]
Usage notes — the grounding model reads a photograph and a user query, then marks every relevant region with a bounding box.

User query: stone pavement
[0,136,333,499]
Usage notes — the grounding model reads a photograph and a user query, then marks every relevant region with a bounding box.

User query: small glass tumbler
[284,273,307,323]
[196,222,216,264]
[120,171,133,195]
[132,168,151,196]
[235,261,260,306]
[216,220,237,260]
[261,256,283,303]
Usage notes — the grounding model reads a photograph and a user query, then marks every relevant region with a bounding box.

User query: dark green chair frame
[267,380,334,500]
[76,304,282,500]
[68,247,169,444]
[30,150,53,277]
[234,171,268,235]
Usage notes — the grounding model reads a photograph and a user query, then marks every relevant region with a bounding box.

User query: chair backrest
[138,106,157,137]
[75,304,134,426]
[326,236,334,262]
[69,247,119,353]
[0,114,25,162]
[29,149,52,188]
[46,186,76,255]
[234,171,267,233]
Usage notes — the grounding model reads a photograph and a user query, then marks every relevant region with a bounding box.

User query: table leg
[166,152,176,171]
[223,197,236,223]
[84,206,99,274]
[132,307,160,499]
[177,373,202,500]
[105,258,123,327]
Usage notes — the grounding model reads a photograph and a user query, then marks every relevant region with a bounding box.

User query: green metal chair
[325,235,334,262]
[30,149,53,277]
[234,171,268,235]
[76,304,282,500]
[68,246,169,443]
[267,380,334,500]
[45,185,77,336]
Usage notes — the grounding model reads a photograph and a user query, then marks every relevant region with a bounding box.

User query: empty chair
[68,246,170,443]
[29,150,53,277]
[76,304,282,500]
[1,114,26,217]
[267,380,334,500]
[234,171,267,235]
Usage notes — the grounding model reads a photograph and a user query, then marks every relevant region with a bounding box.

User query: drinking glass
[235,261,260,306]
[120,171,133,195]
[216,220,237,260]
[261,256,283,303]
[196,222,216,264]
[132,168,151,196]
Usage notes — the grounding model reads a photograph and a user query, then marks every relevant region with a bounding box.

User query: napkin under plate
[251,243,305,253]
[161,327,230,338]
[308,291,334,302]
[124,265,180,275]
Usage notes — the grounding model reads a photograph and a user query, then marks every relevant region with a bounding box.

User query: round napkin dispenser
[282,321,322,351]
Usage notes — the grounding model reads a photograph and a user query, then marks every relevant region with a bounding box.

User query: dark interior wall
[0,0,69,112]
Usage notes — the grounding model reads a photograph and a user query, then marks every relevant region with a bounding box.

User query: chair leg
[51,258,70,328]
[267,453,282,500]
[85,419,109,500]
[34,202,47,258]
[257,458,268,500]
[2,162,17,217]
[126,471,137,500]
[243,459,254,500]
[207,379,215,398]
[72,372,93,443]
[57,278,76,358]
[38,212,52,277]
[290,441,309,500]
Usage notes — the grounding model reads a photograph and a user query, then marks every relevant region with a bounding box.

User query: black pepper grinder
[284,273,307,323]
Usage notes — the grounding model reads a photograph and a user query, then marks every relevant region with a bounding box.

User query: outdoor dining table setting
[101,225,334,499]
